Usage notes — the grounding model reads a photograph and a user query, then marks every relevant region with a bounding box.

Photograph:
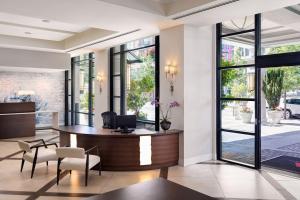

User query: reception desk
[0,102,35,139]
[55,126,183,171]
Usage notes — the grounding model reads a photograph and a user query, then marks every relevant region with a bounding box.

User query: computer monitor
[116,115,136,133]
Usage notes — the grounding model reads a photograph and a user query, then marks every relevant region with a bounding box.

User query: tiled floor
[0,130,300,200]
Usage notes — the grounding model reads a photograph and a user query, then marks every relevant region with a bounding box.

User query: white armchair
[56,146,101,186]
[18,139,58,178]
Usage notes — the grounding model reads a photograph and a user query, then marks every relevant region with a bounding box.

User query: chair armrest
[26,139,47,148]
[85,146,98,153]
[45,143,58,148]
[30,144,47,149]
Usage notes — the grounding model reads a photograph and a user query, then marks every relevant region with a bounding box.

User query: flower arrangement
[151,100,180,121]
[151,100,180,131]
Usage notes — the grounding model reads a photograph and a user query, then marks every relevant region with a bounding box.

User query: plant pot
[160,119,171,131]
[267,110,283,124]
[240,111,253,123]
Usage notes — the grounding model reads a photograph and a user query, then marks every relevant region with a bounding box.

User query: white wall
[160,25,185,164]
[94,49,109,129]
[160,24,214,166]
[183,25,214,165]
[0,47,70,70]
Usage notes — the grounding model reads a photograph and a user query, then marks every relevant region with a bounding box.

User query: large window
[65,53,95,126]
[110,36,159,130]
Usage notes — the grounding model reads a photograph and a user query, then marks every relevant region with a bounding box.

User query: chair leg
[57,169,61,185]
[85,168,89,186]
[46,161,48,166]
[20,159,25,172]
[31,161,36,179]
[70,170,72,174]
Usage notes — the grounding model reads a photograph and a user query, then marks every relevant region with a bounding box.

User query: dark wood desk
[0,102,35,139]
[55,126,183,171]
[86,178,216,200]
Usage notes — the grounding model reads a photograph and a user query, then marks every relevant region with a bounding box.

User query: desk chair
[56,146,101,186]
[18,139,58,178]
[101,111,117,129]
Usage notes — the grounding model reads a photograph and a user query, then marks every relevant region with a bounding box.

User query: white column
[94,49,109,129]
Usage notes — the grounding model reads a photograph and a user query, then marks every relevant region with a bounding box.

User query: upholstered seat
[60,155,100,171]
[56,146,101,186]
[23,148,57,163]
[18,139,58,178]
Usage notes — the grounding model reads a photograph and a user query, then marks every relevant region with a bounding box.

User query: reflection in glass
[221,100,255,133]
[221,67,255,98]
[222,15,254,35]
[125,46,155,121]
[222,131,255,166]
[125,37,155,50]
[221,32,255,66]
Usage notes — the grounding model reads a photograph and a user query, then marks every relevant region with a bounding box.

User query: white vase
[267,110,283,124]
[240,112,253,123]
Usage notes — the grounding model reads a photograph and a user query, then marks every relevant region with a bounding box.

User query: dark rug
[262,156,300,174]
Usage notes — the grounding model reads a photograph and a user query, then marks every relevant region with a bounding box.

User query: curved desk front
[55,126,183,171]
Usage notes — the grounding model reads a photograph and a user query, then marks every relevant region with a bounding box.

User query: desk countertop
[54,125,183,137]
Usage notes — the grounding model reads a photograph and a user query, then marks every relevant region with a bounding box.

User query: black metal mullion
[220,97,255,101]
[110,48,114,112]
[155,35,160,131]
[217,64,255,70]
[71,58,75,125]
[221,129,255,136]
[64,70,69,126]
[120,44,126,115]
[255,14,262,169]
[216,23,222,160]
[88,53,93,127]
[221,29,255,38]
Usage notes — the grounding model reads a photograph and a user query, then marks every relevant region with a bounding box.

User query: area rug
[262,156,300,174]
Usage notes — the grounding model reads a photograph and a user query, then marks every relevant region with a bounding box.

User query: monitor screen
[116,115,136,129]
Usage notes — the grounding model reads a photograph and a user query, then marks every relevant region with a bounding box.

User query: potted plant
[240,106,253,123]
[151,100,180,131]
[262,69,284,124]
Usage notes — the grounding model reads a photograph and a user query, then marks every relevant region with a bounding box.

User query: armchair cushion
[56,147,85,159]
[24,148,57,163]
[60,155,100,171]
[18,141,32,153]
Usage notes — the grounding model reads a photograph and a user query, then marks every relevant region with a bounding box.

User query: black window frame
[65,52,95,127]
[109,36,160,131]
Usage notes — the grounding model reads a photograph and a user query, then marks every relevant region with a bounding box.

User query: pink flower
[169,101,180,108]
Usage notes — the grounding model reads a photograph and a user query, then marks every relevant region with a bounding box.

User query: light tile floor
[0,130,300,200]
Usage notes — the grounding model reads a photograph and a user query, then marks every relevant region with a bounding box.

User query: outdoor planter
[240,111,253,123]
[267,110,283,124]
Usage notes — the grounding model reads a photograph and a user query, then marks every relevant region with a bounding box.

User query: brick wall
[0,71,65,126]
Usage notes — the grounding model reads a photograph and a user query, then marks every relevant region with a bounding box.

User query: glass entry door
[216,15,261,168]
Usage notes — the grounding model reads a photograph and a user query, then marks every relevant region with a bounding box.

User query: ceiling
[0,0,299,54]
[222,3,300,47]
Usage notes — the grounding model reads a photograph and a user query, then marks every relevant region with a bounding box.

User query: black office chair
[101,111,117,129]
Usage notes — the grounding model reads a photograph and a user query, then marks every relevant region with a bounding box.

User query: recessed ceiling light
[42,19,50,23]
[24,32,32,35]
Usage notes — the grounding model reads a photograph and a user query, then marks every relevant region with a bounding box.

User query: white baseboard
[178,154,212,166]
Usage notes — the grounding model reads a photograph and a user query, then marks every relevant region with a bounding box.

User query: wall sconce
[164,64,177,94]
[96,72,104,93]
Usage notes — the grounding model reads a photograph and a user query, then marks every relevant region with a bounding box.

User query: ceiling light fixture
[24,32,32,35]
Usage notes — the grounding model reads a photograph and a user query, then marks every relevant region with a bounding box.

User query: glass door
[260,66,300,173]
[216,15,261,168]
